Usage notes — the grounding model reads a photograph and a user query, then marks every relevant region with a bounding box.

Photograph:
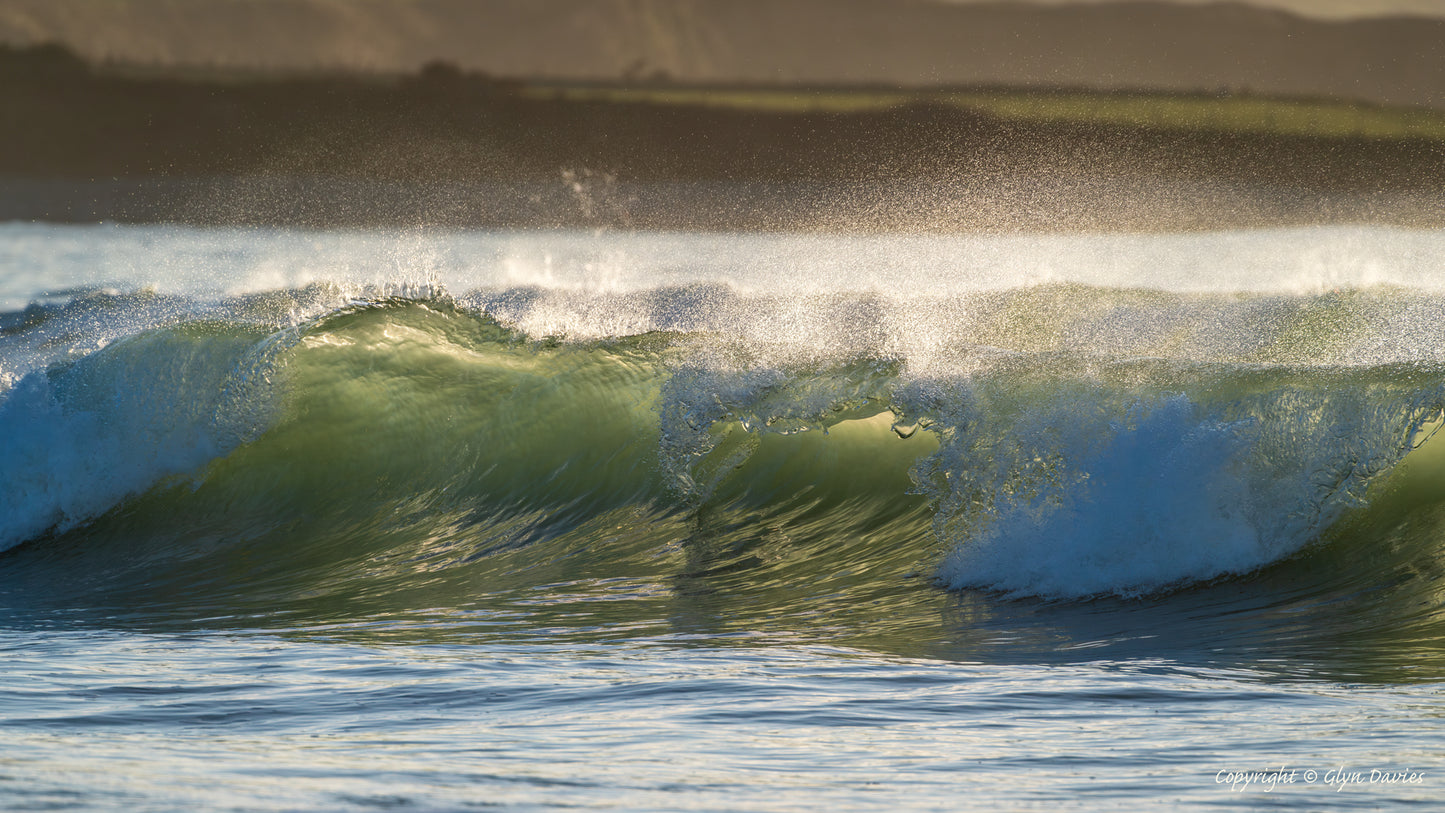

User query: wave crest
[3,290,1444,604]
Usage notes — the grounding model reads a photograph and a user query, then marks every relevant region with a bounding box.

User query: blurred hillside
[1,0,1443,109]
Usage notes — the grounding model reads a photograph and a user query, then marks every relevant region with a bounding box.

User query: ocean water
[2,221,1444,810]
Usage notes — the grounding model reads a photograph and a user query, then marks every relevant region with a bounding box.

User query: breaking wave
[3,282,1444,613]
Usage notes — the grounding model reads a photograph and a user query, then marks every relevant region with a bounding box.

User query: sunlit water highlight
[3,222,1445,810]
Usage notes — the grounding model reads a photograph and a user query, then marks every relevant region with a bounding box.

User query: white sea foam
[7,223,1445,315]
[923,381,1441,599]
[934,395,1264,598]
[0,327,281,552]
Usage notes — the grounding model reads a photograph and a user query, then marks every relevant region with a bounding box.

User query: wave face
[4,225,1445,657]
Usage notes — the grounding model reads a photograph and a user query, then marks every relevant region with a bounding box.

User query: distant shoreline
[4,45,1442,232]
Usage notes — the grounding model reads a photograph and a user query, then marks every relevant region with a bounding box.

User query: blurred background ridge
[1,0,1443,109]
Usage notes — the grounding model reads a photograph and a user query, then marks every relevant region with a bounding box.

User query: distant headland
[2,0,1443,109]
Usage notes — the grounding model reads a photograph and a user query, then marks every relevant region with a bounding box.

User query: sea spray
[0,323,289,551]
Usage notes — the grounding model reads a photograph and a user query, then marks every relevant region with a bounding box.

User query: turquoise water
[2,222,1444,810]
